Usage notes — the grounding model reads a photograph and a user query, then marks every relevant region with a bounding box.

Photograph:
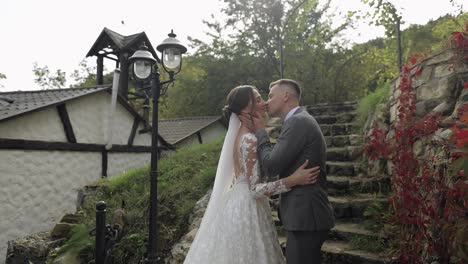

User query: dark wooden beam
[56,104,77,143]
[196,131,203,144]
[101,150,108,177]
[97,55,104,85]
[128,117,139,146]
[0,138,158,153]
[118,52,129,99]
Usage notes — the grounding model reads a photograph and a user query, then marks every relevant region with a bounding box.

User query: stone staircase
[273,102,393,263]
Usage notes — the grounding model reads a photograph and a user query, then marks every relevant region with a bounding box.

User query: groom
[243,79,335,264]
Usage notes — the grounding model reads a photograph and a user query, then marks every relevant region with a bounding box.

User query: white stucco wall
[66,92,151,146]
[199,122,226,143]
[0,91,162,262]
[176,134,201,148]
[0,149,155,261]
[0,91,152,147]
[0,150,101,261]
[0,107,67,142]
[175,122,226,148]
[107,152,150,177]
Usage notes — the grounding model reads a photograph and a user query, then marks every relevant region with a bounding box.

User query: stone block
[348,135,361,146]
[411,66,433,88]
[426,50,453,66]
[60,213,81,224]
[390,103,398,123]
[51,223,75,238]
[416,77,453,101]
[416,99,443,118]
[332,136,349,147]
[434,64,454,78]
[6,232,50,264]
[459,87,468,102]
[413,140,423,157]
[184,228,198,243]
[435,128,454,140]
[432,100,455,116]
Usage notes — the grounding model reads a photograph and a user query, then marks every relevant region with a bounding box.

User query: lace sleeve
[240,134,290,198]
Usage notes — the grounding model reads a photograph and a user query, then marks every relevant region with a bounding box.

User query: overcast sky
[0,0,464,92]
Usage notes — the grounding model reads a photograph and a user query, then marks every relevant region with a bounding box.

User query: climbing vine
[365,29,468,263]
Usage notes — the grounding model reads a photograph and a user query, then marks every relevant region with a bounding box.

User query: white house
[0,86,172,261]
[159,116,227,148]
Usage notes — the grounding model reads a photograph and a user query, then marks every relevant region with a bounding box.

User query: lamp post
[128,30,187,264]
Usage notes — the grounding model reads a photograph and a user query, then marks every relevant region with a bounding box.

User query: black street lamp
[128,30,187,264]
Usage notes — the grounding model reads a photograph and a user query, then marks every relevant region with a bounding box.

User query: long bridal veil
[184,113,240,262]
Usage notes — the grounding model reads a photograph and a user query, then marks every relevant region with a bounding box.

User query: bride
[183,85,320,264]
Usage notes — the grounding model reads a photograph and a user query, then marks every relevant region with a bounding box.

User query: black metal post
[95,201,107,264]
[397,18,402,73]
[145,65,161,264]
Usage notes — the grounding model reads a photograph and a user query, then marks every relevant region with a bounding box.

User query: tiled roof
[159,116,223,144]
[86,28,159,62]
[0,86,111,122]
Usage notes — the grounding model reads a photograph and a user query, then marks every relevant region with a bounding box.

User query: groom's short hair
[269,79,302,101]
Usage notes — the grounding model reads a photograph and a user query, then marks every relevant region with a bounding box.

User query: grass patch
[356,82,390,126]
[54,137,223,263]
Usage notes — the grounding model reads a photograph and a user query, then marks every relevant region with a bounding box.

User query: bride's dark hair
[222,85,256,121]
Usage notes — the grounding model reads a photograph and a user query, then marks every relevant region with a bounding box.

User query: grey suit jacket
[255,107,335,231]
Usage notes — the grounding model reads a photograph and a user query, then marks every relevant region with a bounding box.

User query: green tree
[162,0,357,117]
[32,62,66,89]
[70,59,97,87]
[0,73,6,89]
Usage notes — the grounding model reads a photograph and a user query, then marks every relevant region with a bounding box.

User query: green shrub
[356,82,390,126]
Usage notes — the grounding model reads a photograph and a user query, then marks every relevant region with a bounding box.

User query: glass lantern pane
[163,48,181,69]
[134,60,152,79]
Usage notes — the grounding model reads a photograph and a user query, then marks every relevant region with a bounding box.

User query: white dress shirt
[284,106,300,122]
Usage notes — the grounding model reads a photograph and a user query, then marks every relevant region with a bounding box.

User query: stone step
[321,123,361,136]
[273,193,388,220]
[329,194,388,219]
[307,103,358,116]
[315,113,357,125]
[326,161,357,176]
[327,176,392,196]
[327,146,363,161]
[325,134,362,148]
[277,238,391,264]
[322,241,391,264]
[329,221,378,241]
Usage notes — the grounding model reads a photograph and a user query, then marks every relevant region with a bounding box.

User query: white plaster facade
[175,122,226,148]
[0,90,156,261]
[0,107,67,142]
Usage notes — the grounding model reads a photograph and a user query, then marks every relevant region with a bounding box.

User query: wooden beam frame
[101,150,108,177]
[0,138,159,153]
[128,117,139,146]
[56,104,77,143]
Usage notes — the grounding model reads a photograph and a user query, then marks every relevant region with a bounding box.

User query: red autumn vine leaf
[460,111,468,124]
[453,129,468,148]
[415,67,422,77]
[464,81,468,89]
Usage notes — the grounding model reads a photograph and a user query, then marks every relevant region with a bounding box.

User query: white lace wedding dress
[184,132,289,264]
